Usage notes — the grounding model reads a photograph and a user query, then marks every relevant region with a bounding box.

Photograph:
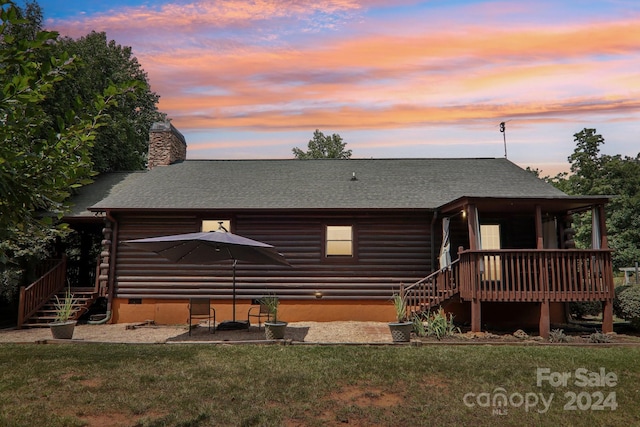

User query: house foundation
[112,298,396,325]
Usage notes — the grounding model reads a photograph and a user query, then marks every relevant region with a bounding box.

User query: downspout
[88,210,118,325]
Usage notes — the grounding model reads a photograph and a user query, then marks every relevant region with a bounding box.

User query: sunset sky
[30,0,640,175]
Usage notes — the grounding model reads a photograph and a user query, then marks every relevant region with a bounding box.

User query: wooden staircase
[401,259,460,316]
[22,287,98,328]
[17,256,100,328]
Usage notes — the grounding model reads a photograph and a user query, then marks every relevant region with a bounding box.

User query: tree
[1,0,41,41]
[2,1,85,241]
[547,128,640,269]
[4,2,164,173]
[48,31,164,172]
[293,129,352,159]
[0,0,137,303]
[567,128,606,195]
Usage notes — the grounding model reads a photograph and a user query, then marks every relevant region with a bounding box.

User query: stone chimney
[148,120,187,169]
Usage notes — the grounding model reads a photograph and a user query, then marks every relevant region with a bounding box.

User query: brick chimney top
[148,120,187,169]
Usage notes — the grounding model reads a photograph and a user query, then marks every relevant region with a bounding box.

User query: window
[326,225,353,257]
[480,224,501,280]
[202,220,231,232]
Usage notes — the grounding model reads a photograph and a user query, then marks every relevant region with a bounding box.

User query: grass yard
[0,344,638,426]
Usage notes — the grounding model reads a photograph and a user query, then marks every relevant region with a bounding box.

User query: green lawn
[0,344,638,426]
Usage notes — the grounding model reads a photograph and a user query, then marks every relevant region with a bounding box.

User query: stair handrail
[403,258,460,293]
[402,258,460,314]
[17,255,67,328]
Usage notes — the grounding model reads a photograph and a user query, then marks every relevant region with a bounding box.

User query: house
[19,122,614,337]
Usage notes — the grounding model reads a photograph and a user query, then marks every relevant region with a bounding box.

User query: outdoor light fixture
[447,210,466,219]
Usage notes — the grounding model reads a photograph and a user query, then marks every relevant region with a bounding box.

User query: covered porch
[407,195,614,338]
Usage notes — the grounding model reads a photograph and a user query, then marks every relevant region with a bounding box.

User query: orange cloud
[49,1,640,137]
[140,17,640,96]
[166,96,640,131]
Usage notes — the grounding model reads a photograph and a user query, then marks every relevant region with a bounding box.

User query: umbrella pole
[232,260,237,321]
[217,259,248,330]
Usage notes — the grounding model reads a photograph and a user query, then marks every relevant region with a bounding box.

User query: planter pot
[50,320,77,339]
[388,322,413,342]
[264,321,288,340]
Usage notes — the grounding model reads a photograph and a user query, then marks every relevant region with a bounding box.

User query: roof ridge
[182,157,504,162]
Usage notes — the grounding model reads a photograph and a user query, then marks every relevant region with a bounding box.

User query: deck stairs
[21,287,98,328]
[18,256,101,328]
[401,259,460,317]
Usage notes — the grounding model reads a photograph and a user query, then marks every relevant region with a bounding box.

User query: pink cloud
[47,1,640,140]
[166,96,640,131]
[50,0,363,38]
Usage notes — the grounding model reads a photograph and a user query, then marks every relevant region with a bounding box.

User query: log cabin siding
[114,210,433,300]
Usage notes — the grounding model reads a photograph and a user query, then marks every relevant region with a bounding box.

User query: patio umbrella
[124,229,290,329]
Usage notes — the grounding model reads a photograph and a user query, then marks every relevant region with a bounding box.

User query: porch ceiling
[438,195,611,215]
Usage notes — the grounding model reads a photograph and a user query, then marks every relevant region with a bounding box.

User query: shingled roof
[87,158,566,211]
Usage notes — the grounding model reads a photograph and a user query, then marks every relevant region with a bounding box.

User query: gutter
[88,210,118,325]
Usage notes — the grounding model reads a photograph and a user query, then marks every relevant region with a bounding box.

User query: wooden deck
[402,249,614,337]
[457,249,614,303]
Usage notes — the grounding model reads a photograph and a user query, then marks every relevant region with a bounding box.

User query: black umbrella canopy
[124,230,290,266]
[124,230,290,328]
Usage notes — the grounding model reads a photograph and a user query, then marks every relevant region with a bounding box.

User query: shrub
[425,307,459,340]
[613,285,632,318]
[589,331,612,343]
[549,329,568,343]
[613,285,640,329]
[412,313,426,337]
[569,301,602,319]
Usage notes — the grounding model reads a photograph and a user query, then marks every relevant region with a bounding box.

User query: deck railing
[17,256,67,328]
[457,249,614,302]
[401,259,459,315]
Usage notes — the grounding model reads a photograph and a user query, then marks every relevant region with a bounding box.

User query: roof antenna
[499,120,510,158]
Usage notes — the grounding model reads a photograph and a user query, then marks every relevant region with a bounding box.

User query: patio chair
[247,298,273,331]
[189,298,216,335]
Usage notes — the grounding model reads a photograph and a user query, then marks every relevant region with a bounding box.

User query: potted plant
[261,295,287,339]
[388,293,413,342]
[50,287,79,339]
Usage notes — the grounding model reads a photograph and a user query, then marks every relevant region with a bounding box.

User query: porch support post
[597,203,613,333]
[467,203,481,332]
[535,205,544,249]
[466,204,479,250]
[597,204,609,249]
[539,201,550,339]
[539,299,550,339]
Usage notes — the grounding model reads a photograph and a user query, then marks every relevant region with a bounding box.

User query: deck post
[17,286,26,329]
[602,300,613,333]
[471,299,481,332]
[539,299,550,339]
